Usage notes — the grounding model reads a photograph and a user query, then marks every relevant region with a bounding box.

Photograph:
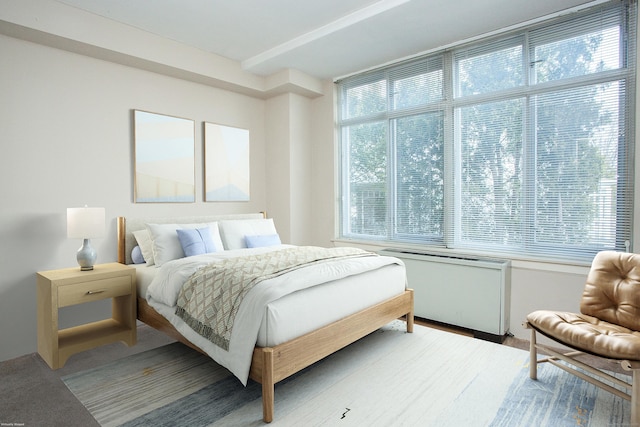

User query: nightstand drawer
[58,276,132,307]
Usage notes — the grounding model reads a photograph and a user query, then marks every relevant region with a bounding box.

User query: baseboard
[414,316,508,343]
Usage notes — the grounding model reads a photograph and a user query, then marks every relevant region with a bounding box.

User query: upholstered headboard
[117,212,266,265]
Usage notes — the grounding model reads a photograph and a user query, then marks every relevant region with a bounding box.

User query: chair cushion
[581,251,640,331]
[527,310,640,361]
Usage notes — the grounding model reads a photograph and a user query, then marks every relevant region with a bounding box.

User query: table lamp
[67,206,105,271]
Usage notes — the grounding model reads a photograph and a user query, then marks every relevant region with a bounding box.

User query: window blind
[338,0,636,262]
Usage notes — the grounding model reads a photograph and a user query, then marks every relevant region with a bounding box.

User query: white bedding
[133,263,155,297]
[143,245,406,385]
[256,263,404,346]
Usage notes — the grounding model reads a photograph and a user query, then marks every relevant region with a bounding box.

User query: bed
[116,213,414,423]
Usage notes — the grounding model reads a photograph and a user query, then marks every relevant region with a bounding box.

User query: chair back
[580,251,640,332]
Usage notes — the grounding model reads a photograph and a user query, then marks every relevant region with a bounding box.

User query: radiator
[380,249,511,341]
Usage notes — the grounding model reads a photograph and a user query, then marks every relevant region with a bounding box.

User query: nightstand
[37,262,136,369]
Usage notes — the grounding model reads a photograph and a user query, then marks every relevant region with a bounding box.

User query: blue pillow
[131,245,145,264]
[176,227,218,257]
[245,234,281,248]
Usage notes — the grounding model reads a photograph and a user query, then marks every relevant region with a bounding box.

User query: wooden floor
[414,317,627,375]
[414,317,473,337]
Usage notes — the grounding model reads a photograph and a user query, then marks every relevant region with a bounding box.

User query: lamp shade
[67,207,105,239]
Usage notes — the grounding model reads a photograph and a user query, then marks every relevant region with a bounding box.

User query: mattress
[257,263,404,346]
[133,257,405,347]
[133,263,155,298]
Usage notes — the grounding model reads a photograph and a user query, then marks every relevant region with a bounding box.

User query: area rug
[62,321,630,426]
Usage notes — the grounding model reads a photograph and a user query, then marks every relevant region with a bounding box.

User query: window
[338,1,635,262]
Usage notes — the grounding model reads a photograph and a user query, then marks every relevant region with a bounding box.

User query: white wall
[0,0,330,363]
[509,264,587,343]
[310,81,339,247]
[265,94,293,242]
[265,93,315,246]
[288,94,313,245]
[0,34,273,361]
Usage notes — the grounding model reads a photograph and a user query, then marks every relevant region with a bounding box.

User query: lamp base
[77,238,97,271]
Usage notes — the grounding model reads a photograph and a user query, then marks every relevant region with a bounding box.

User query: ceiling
[55,0,596,80]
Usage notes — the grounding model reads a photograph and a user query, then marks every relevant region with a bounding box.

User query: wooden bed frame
[116,215,414,423]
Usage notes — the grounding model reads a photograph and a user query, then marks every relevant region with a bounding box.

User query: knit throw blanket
[175,246,374,351]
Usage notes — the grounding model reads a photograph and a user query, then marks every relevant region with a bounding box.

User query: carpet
[62,321,630,426]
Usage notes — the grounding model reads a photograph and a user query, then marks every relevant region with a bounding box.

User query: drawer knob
[86,289,106,295]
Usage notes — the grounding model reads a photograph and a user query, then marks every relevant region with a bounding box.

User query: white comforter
[146,245,403,385]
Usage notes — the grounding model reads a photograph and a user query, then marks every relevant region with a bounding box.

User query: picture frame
[133,110,195,203]
[204,122,250,202]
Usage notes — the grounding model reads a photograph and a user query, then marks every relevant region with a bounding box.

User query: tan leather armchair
[524,250,640,425]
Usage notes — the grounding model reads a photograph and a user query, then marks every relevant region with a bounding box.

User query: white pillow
[145,222,225,267]
[133,229,155,266]
[218,218,278,250]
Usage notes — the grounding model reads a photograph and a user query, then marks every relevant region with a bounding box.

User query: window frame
[337,1,636,263]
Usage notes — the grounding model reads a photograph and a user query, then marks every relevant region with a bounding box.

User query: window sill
[331,238,591,275]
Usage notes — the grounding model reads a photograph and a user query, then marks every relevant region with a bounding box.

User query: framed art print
[204,122,250,202]
[134,110,195,203]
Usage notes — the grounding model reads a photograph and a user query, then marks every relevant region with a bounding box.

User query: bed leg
[262,348,274,423]
[406,289,414,333]
[406,311,414,333]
